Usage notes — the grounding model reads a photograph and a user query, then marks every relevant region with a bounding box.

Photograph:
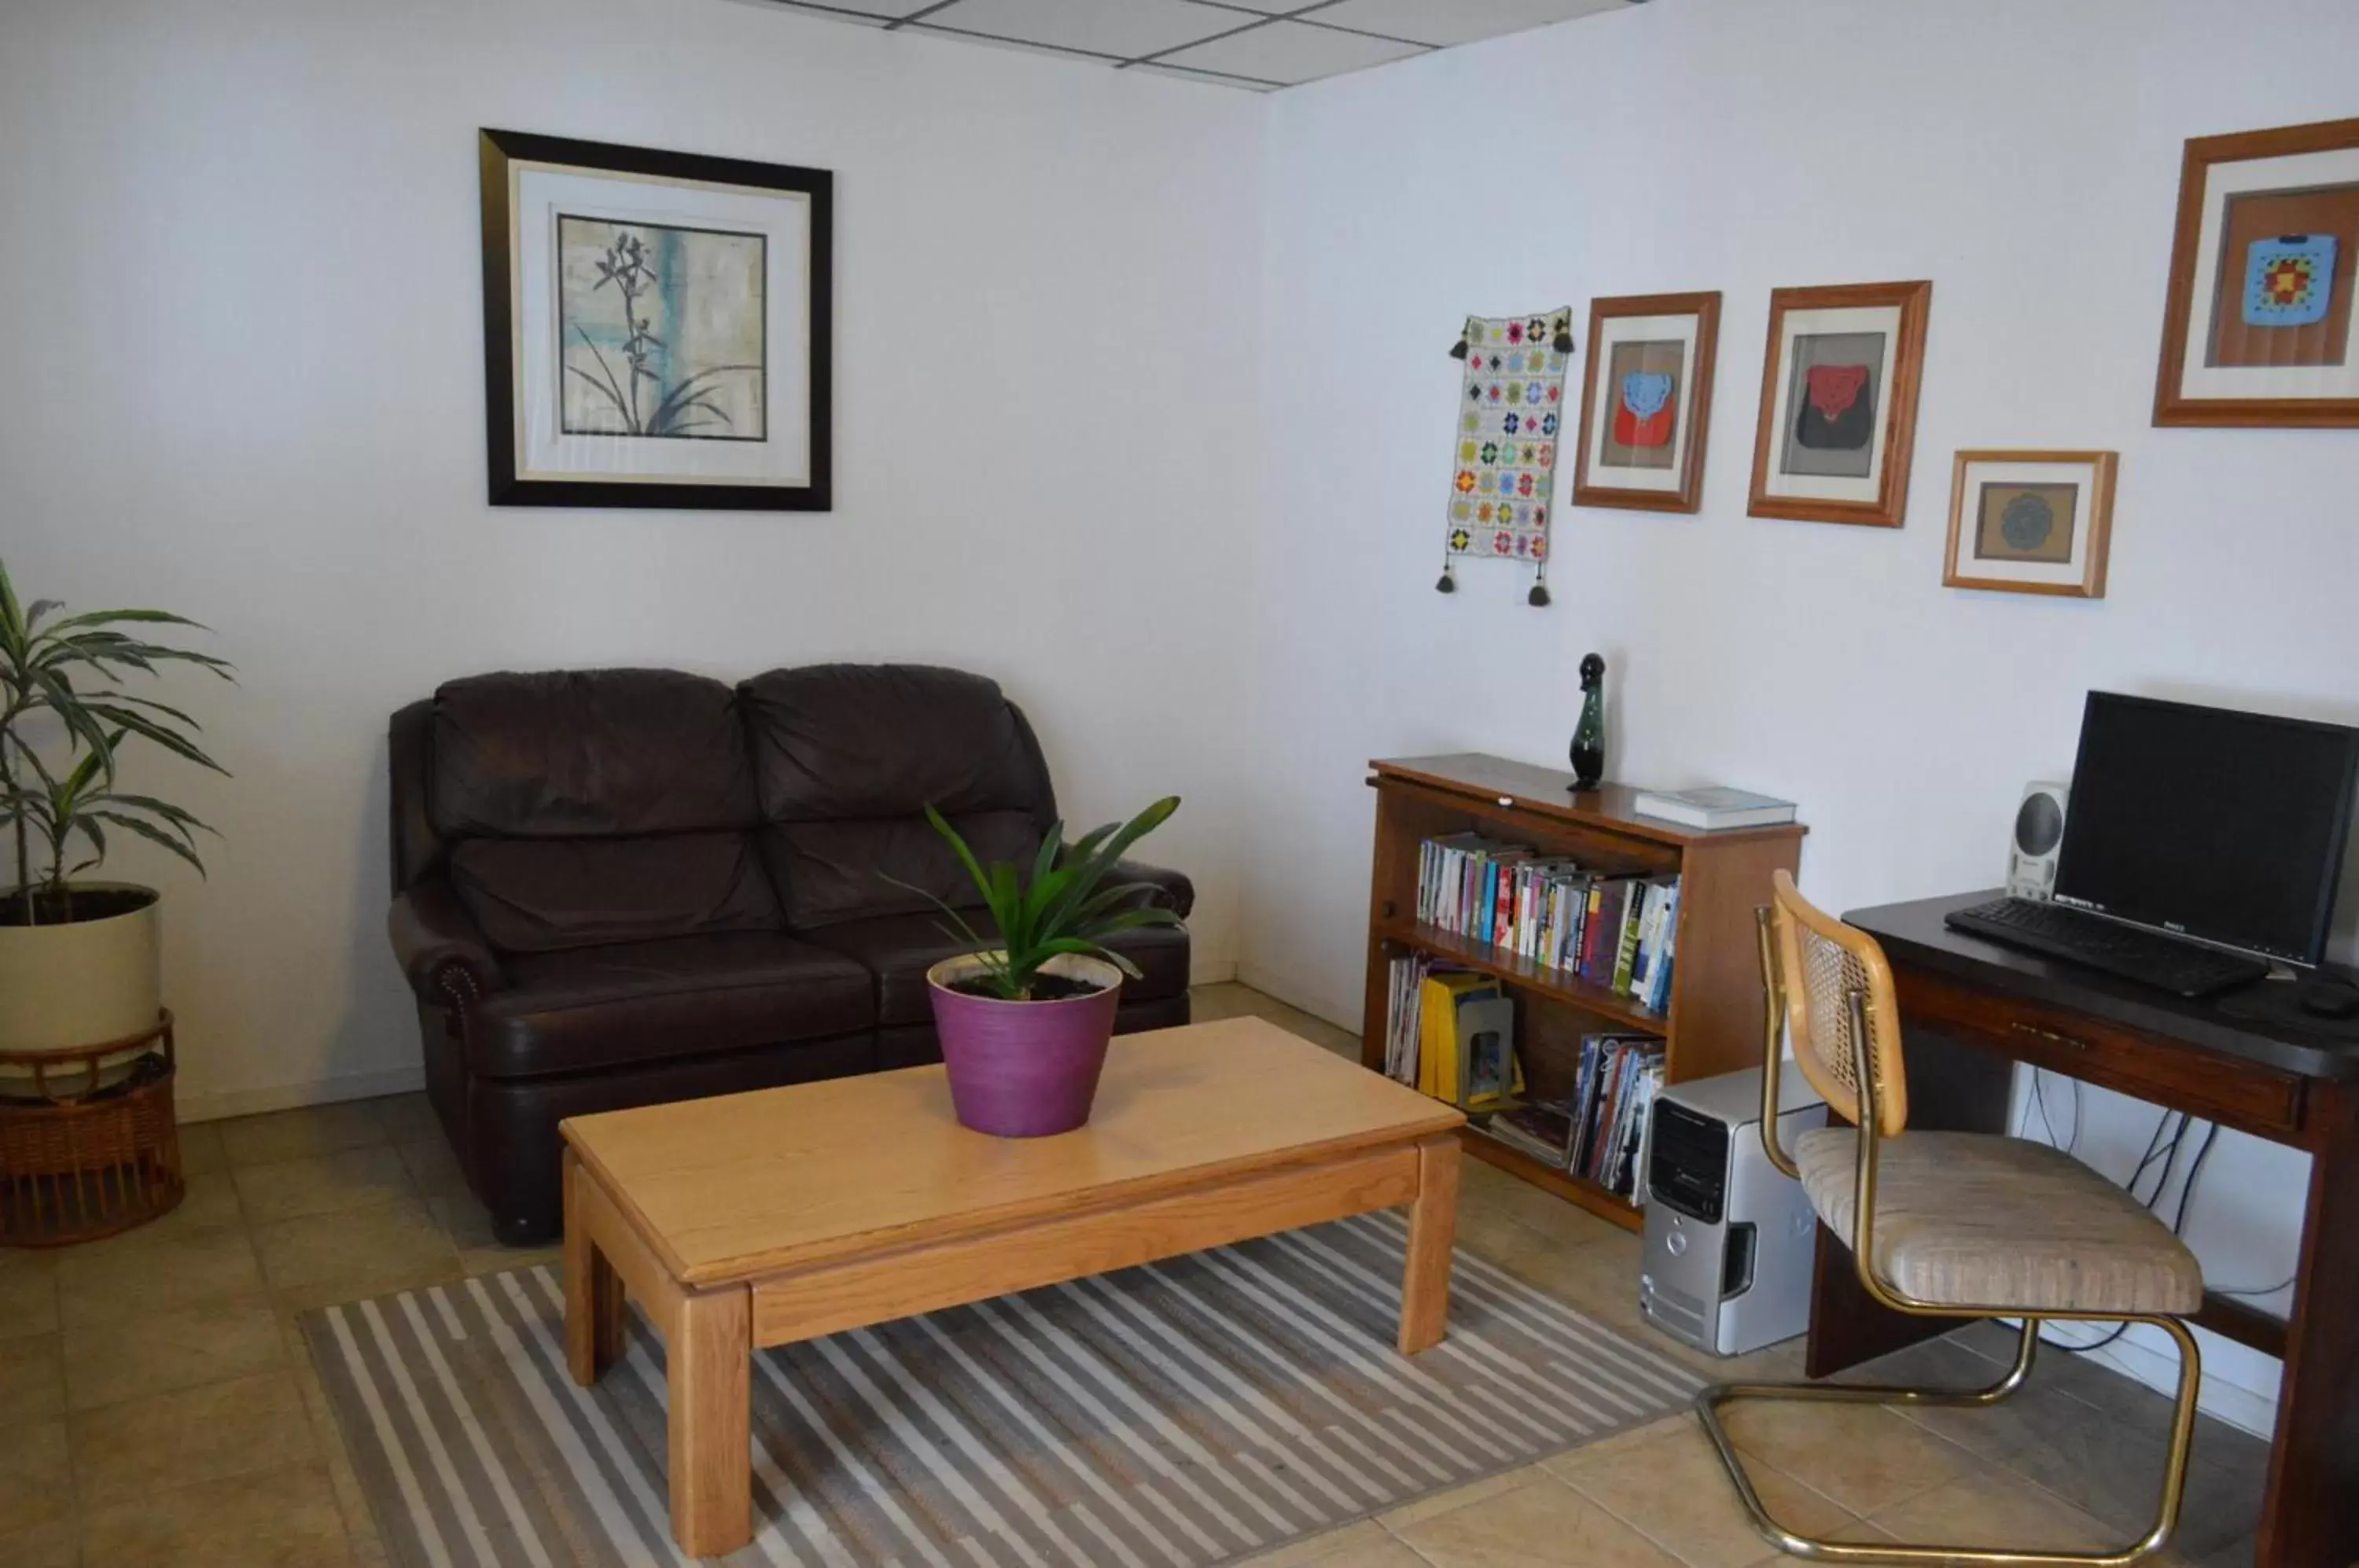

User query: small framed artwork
[1571,291,1720,513]
[2154,116,2359,427]
[1942,451,2116,598]
[480,128,833,510]
[1747,280,1932,528]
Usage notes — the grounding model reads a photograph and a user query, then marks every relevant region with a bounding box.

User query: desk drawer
[1894,970,2305,1136]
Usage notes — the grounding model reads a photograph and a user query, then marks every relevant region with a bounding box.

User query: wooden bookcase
[1360,753,1805,1232]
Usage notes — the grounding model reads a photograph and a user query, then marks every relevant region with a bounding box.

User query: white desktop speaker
[2007,781,2070,900]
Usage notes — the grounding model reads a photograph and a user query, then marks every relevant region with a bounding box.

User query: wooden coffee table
[560,1015,1466,1556]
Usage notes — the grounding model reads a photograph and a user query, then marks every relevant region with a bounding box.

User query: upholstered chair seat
[1795,1128,2205,1316]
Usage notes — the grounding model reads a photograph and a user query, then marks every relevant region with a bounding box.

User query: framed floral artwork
[1570,291,1720,513]
[1746,280,1931,528]
[2154,116,2359,427]
[480,128,834,509]
[1942,450,2116,598]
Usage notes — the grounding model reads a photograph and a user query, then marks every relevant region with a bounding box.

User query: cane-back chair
[1698,870,2206,1565]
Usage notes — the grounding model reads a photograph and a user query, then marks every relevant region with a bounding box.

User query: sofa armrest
[388,877,506,1006]
[1104,858,1194,919]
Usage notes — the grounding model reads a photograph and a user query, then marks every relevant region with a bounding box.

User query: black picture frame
[478,127,834,510]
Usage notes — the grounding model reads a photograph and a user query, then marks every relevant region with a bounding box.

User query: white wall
[0,0,1264,1116]
[1246,0,2359,1429]
[11,0,2353,1434]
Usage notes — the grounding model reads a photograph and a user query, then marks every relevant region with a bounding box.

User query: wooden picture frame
[1747,280,1931,528]
[2153,116,2359,428]
[480,128,834,510]
[1942,450,2115,598]
[1570,291,1720,513]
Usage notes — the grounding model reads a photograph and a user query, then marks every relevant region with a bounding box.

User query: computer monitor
[2053,693,2359,966]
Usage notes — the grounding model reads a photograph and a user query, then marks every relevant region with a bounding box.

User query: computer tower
[1639,1063,1827,1358]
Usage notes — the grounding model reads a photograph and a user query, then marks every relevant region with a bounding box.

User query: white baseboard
[2068,1329,2279,1441]
[177,1066,425,1124]
[1232,960,1357,1034]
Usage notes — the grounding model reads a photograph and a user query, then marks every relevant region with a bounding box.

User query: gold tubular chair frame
[1691,896,2202,1567]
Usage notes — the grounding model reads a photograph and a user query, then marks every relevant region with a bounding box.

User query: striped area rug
[304,1211,1702,1567]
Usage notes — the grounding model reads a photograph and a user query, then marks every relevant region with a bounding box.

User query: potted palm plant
[909,797,1182,1137]
[0,560,229,1091]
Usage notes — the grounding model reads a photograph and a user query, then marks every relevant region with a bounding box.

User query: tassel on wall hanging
[1439,308,1574,605]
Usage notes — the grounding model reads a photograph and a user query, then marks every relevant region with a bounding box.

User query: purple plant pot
[926,952,1124,1138]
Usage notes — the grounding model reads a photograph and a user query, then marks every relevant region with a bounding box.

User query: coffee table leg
[563,1151,624,1386]
[1399,1135,1461,1356]
[669,1286,753,1557]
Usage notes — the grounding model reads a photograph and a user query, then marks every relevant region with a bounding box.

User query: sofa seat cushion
[470,933,874,1080]
[806,912,1189,1027]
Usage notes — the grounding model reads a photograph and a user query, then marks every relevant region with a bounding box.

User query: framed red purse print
[1747,280,1931,528]
[2154,116,2359,427]
[1571,291,1720,513]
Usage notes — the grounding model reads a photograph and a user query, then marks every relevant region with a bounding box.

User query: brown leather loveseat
[387,663,1192,1242]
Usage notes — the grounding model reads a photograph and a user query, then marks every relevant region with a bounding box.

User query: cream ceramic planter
[0,882,163,1093]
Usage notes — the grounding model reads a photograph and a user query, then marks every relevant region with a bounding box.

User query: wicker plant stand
[0,1011,182,1247]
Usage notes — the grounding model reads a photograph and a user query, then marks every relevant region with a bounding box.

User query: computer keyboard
[1945,897,2269,998]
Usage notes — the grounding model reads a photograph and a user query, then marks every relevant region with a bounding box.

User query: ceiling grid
[760,0,1631,90]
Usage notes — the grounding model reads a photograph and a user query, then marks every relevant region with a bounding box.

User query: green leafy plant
[906,796,1183,1002]
[0,558,232,926]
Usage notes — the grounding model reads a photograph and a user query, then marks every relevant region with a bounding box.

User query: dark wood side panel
[2257,1078,2359,1568]
[1668,833,1804,1085]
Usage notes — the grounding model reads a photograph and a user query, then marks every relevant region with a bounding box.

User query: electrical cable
[2015,1084,2302,1340]
[2171,1121,2296,1305]
[2041,1105,2179,1356]
[2026,1068,2081,1155]
[2171,1121,2222,1237]
[2026,1069,2060,1148]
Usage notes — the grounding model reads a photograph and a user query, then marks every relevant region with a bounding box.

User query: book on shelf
[1566,1033,1665,1202]
[1409,834,1680,1013]
[1632,785,1798,830]
[1476,1099,1577,1167]
[1382,953,1430,1083]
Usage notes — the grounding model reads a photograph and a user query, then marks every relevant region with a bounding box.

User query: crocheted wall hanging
[1439,308,1573,606]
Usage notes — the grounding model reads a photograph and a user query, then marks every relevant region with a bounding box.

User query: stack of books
[1566,1034,1665,1199]
[1467,1031,1665,1204]
[1631,786,1797,830]
[1380,953,1431,1084]
[1413,834,1680,1012]
[1380,955,1525,1110]
[1481,1100,1579,1167]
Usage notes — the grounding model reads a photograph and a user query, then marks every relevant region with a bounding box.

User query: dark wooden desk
[1820,892,2359,1568]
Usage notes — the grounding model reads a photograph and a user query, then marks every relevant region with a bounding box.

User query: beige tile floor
[0,982,2268,1567]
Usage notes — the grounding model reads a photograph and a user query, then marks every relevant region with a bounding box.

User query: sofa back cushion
[448,834,780,952]
[430,669,781,950]
[739,664,1057,929]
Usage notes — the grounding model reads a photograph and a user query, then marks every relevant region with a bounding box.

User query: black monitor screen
[2054,693,2359,965]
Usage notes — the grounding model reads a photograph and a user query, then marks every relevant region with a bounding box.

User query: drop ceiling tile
[1309,0,1627,47]
[763,0,933,19]
[1130,61,1284,90]
[918,0,1241,60]
[1154,18,1428,82]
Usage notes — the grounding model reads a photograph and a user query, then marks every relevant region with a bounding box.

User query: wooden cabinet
[1360,754,1805,1231]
